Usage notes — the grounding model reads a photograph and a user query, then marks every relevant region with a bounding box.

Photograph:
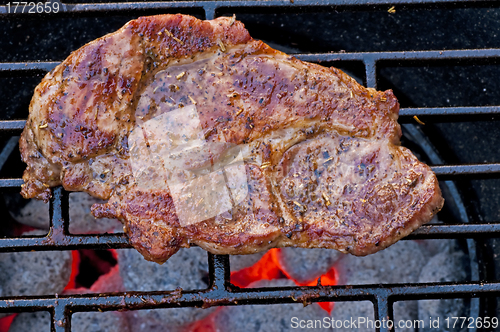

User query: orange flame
[230,249,284,288]
[230,248,337,314]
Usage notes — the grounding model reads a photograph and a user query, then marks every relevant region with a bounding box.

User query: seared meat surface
[20,14,444,263]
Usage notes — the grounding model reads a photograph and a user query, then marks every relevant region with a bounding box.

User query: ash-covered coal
[230,252,265,271]
[0,248,71,297]
[214,279,330,332]
[8,311,130,332]
[418,241,468,332]
[335,240,428,285]
[118,247,209,291]
[0,230,72,319]
[118,247,215,332]
[332,239,469,332]
[278,247,342,283]
[5,192,122,234]
[329,301,375,332]
[1,192,470,332]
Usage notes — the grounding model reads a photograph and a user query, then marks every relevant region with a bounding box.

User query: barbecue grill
[1,1,500,331]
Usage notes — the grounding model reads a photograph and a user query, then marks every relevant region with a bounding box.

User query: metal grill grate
[1,1,500,332]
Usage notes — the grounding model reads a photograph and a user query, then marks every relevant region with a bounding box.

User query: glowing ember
[186,309,221,332]
[63,249,121,294]
[231,248,337,314]
[231,249,284,288]
[0,247,336,332]
[63,250,81,291]
[0,314,16,332]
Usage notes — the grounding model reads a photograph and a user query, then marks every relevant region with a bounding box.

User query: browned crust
[291,148,445,256]
[20,14,251,201]
[21,14,444,263]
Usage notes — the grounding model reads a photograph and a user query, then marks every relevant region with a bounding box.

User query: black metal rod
[49,187,69,235]
[0,234,130,252]
[208,254,231,291]
[51,305,69,332]
[2,281,500,313]
[0,105,498,134]
[365,58,377,89]
[0,121,26,131]
[0,62,58,72]
[0,179,24,187]
[0,1,497,330]
[373,292,393,332]
[1,163,497,190]
[400,106,500,117]
[1,0,496,16]
[296,49,500,63]
[432,163,500,177]
[1,223,499,251]
[408,223,500,239]
[4,49,499,73]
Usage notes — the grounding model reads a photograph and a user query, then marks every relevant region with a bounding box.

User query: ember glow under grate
[1,1,500,331]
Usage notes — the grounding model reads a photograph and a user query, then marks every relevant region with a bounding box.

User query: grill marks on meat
[20,14,444,263]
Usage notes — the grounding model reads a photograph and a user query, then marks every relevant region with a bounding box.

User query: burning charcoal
[6,192,122,234]
[67,193,123,234]
[230,252,265,271]
[0,231,72,299]
[214,279,331,332]
[9,311,130,332]
[330,301,374,332]
[72,311,131,332]
[118,247,209,291]
[118,247,214,331]
[4,196,48,231]
[418,240,468,332]
[335,240,427,285]
[331,272,406,332]
[393,301,419,332]
[126,308,213,332]
[278,247,342,283]
[334,240,428,331]
[89,265,125,293]
[8,311,50,332]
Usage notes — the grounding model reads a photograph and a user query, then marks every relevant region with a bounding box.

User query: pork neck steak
[20,14,444,263]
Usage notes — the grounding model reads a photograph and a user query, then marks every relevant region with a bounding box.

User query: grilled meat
[20,14,444,263]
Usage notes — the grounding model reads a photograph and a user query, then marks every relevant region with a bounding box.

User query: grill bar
[408,223,500,239]
[1,184,498,252]
[0,163,497,191]
[400,106,500,117]
[0,179,24,187]
[0,187,130,252]
[431,163,500,178]
[0,235,130,251]
[0,2,499,331]
[0,120,27,131]
[0,0,496,17]
[297,49,500,63]
[374,294,393,332]
[2,278,497,332]
[1,281,500,315]
[52,306,68,332]
[1,105,497,133]
[0,62,58,72]
[2,104,498,133]
[3,49,499,73]
[1,48,498,134]
[2,223,498,252]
